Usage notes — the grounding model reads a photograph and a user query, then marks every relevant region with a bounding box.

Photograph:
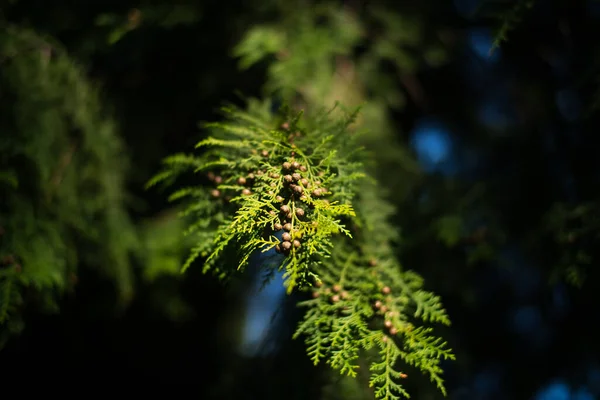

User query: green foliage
[234,4,363,102]
[436,215,464,247]
[233,1,439,196]
[321,374,373,400]
[149,101,366,292]
[488,0,536,52]
[294,238,454,400]
[151,2,455,397]
[544,202,599,287]
[234,2,447,112]
[0,26,138,344]
[293,177,453,399]
[139,209,192,282]
[95,4,203,45]
[150,102,454,399]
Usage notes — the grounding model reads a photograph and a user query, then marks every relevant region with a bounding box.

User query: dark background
[2,1,600,399]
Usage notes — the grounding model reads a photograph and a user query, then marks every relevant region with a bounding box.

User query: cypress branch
[150,100,454,399]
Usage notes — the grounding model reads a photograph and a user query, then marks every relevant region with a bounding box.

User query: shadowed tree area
[1,0,600,399]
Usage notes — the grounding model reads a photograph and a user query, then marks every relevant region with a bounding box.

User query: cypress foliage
[0,26,138,346]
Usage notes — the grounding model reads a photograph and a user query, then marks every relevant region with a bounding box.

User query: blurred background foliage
[1,0,600,399]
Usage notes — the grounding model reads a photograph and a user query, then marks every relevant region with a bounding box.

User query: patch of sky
[237,98,290,357]
[239,231,287,357]
[410,117,457,175]
[468,28,501,64]
[463,30,502,93]
[534,379,571,400]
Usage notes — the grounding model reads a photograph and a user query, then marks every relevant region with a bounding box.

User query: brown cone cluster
[206,122,332,258]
